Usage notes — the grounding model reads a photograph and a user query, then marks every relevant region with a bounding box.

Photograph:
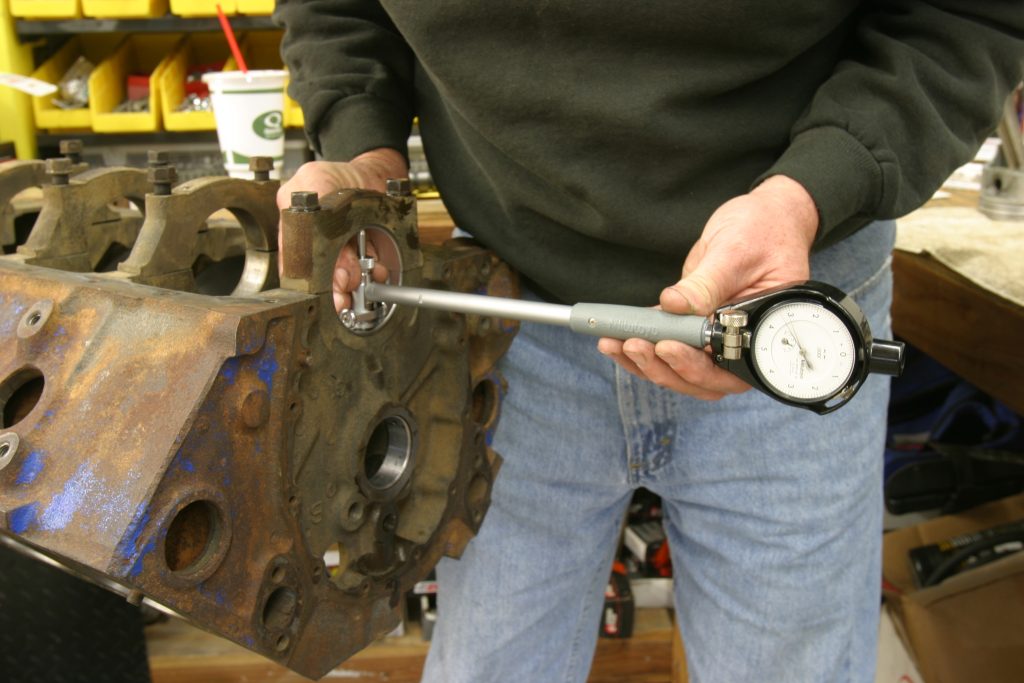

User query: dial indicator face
[751,301,856,401]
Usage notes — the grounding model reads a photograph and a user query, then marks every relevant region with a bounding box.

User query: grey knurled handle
[569,304,709,347]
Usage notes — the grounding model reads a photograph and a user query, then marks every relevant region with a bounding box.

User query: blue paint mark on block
[40,462,96,531]
[15,451,45,485]
[9,503,39,534]
[129,536,157,578]
[256,348,279,390]
[115,503,151,562]
[221,357,240,385]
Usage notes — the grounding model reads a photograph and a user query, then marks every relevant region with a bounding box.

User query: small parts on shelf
[113,73,151,113]
[53,56,93,110]
[175,61,222,113]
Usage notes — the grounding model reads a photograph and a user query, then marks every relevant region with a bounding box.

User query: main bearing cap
[0,157,515,678]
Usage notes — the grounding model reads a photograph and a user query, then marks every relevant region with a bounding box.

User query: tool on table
[344,231,905,414]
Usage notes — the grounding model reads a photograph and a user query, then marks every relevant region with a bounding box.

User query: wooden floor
[146,609,676,683]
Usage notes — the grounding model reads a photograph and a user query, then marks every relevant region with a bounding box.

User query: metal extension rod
[364,282,711,347]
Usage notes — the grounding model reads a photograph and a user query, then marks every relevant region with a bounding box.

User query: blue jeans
[422,221,896,683]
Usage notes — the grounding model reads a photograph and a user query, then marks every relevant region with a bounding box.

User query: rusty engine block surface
[0,150,515,678]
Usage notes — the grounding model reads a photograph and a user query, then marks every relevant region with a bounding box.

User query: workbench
[891,191,1024,416]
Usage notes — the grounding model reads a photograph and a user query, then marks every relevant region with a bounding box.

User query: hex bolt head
[290,191,320,211]
[45,157,73,184]
[147,150,170,167]
[250,156,273,181]
[148,164,178,195]
[386,177,412,197]
[59,139,83,162]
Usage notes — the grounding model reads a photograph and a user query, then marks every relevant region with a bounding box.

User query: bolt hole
[275,634,290,652]
[271,566,286,584]
[471,379,499,426]
[1,368,45,429]
[27,312,41,326]
[382,513,397,533]
[347,501,364,521]
[165,500,220,574]
[262,586,298,631]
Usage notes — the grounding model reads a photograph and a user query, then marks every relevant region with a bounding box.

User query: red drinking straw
[216,4,248,74]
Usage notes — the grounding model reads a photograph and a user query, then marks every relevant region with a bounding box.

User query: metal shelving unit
[15,15,276,39]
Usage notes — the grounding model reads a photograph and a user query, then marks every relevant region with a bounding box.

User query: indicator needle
[783,323,814,371]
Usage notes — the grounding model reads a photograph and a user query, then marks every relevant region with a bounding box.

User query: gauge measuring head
[710,281,905,414]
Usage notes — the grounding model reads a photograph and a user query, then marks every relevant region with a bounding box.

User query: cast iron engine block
[0,150,515,678]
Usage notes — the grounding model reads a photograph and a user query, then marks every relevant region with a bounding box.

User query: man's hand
[597,175,819,399]
[276,148,407,312]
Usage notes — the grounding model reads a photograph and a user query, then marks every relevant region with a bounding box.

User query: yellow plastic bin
[10,0,82,18]
[31,34,124,130]
[225,31,304,128]
[170,0,236,17]
[89,34,183,133]
[160,34,230,131]
[82,0,168,18]
[237,0,272,15]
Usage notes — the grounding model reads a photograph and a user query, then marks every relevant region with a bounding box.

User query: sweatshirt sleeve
[758,1,1024,247]
[273,0,415,161]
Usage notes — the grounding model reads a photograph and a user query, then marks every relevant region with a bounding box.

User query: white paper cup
[202,70,287,179]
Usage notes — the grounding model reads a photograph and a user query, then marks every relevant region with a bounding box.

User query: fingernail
[663,286,695,313]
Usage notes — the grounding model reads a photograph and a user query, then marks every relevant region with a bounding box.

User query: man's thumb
[660,268,729,317]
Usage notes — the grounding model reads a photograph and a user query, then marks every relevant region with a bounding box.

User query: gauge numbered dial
[751,300,856,402]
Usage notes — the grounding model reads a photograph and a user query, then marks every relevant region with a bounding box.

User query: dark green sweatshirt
[275,1,1023,306]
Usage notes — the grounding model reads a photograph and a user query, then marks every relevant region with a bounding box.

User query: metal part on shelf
[0,160,516,678]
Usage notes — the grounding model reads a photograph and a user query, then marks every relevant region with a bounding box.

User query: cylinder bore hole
[363,416,413,490]
[165,500,221,574]
[262,586,299,631]
[1,368,45,428]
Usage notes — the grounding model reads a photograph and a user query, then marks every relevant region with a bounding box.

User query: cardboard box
[882,493,1024,683]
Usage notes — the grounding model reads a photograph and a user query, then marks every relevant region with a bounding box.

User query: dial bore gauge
[345,235,904,414]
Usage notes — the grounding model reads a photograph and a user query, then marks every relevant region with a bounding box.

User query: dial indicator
[751,301,856,401]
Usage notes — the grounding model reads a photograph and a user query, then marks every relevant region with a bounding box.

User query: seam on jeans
[845,254,891,299]
[561,528,623,683]
[613,364,638,484]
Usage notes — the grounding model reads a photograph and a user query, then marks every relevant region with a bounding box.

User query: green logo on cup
[253,111,284,140]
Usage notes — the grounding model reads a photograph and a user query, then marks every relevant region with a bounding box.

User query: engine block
[0,152,514,678]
